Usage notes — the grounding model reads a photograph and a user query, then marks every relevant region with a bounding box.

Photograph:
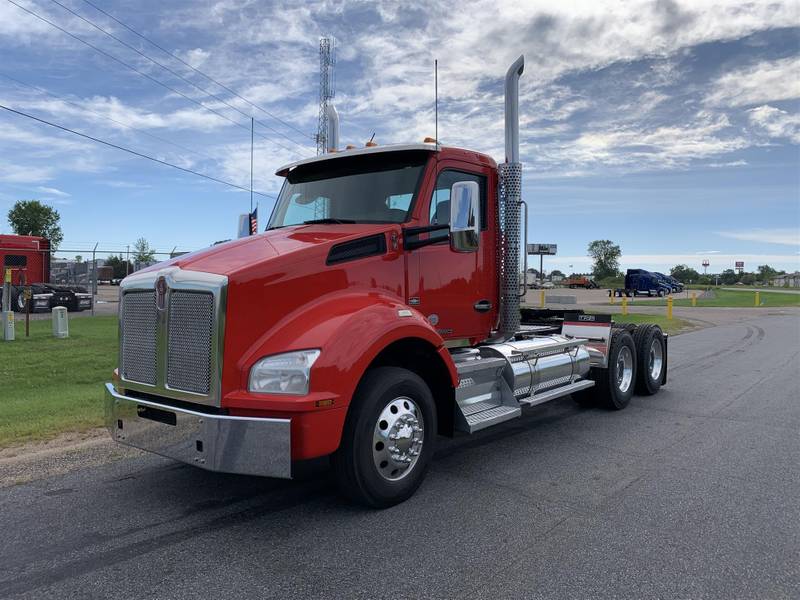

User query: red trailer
[0,234,92,312]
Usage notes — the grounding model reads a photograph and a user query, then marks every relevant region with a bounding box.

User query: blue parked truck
[655,272,683,293]
[611,269,673,297]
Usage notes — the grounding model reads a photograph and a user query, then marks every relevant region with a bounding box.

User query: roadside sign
[735,261,744,272]
[527,243,557,255]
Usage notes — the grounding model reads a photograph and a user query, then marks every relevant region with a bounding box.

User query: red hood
[140,224,397,278]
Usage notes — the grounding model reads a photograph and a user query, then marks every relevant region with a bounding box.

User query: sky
[0,0,798,275]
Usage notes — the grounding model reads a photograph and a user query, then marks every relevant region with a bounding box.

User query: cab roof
[275,143,497,176]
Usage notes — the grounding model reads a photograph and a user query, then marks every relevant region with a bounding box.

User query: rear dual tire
[573,329,636,410]
[633,324,665,395]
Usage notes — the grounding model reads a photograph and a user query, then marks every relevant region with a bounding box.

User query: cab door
[406,161,497,343]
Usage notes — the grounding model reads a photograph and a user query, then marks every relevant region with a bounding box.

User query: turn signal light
[345,144,356,150]
[365,140,377,147]
[423,137,437,143]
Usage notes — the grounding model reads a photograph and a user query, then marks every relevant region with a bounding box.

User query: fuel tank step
[517,379,595,407]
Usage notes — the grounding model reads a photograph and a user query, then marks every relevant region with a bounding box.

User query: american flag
[248,207,258,235]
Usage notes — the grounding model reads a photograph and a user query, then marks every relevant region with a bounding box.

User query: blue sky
[0,0,798,274]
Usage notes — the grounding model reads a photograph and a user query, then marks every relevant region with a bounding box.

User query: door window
[429,170,487,240]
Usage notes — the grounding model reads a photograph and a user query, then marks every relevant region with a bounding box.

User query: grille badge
[155,276,167,311]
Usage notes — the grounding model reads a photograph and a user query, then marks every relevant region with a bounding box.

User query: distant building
[773,272,800,287]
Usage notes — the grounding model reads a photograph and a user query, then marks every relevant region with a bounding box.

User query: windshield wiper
[302,218,357,225]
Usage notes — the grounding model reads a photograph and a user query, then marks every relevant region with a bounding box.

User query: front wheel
[331,366,437,508]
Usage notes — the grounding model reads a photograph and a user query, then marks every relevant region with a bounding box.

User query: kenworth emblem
[155,276,167,311]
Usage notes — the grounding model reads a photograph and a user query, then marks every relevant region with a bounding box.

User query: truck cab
[623,269,671,297]
[0,235,92,313]
[106,56,669,507]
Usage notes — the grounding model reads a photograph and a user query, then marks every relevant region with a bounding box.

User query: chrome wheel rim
[649,338,663,381]
[616,346,634,393]
[372,396,424,482]
[16,293,25,310]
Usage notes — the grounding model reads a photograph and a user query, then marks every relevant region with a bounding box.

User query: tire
[15,291,29,313]
[633,324,665,395]
[9,287,28,313]
[657,289,665,297]
[331,366,437,508]
[592,329,637,410]
[613,322,637,334]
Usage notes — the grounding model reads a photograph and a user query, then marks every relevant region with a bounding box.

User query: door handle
[474,300,492,312]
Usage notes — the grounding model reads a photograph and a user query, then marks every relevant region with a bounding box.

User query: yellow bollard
[622,295,628,316]
[755,291,760,307]
[691,292,696,307]
[4,268,10,283]
[667,296,673,320]
[539,290,545,308]
[609,291,615,305]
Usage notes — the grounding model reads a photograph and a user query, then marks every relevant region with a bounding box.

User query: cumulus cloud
[717,228,800,246]
[36,186,70,197]
[548,253,800,273]
[705,56,800,107]
[748,105,800,144]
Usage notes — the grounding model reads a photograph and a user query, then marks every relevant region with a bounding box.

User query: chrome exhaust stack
[497,55,525,339]
[325,104,339,152]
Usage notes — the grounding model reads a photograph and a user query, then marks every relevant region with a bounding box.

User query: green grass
[0,316,116,448]
[588,311,692,336]
[655,288,800,308]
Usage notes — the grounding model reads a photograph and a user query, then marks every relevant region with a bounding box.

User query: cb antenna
[434,59,438,150]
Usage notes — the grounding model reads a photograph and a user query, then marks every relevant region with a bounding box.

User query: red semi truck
[106,56,668,507]
[0,234,92,312]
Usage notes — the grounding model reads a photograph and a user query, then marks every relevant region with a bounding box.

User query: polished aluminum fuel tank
[481,335,591,399]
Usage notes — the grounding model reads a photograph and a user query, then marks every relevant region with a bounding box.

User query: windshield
[268,150,429,228]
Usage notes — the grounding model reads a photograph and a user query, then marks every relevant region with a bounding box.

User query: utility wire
[0,72,240,174]
[5,0,301,156]
[79,0,315,142]
[0,103,276,199]
[49,0,312,153]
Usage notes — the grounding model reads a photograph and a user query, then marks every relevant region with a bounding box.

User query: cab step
[460,401,521,433]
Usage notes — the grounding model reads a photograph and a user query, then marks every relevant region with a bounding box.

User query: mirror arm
[403,224,450,250]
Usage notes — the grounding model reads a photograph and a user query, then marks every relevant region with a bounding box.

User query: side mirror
[449,181,480,253]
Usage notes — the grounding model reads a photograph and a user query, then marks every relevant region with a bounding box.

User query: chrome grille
[121,291,157,385]
[167,291,214,394]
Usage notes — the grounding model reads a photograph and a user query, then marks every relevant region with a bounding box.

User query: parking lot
[1,308,797,599]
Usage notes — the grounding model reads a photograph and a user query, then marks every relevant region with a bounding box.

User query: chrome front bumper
[105,383,291,478]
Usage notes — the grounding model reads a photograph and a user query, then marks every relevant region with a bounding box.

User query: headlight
[248,349,320,395]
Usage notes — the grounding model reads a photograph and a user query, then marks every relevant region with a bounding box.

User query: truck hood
[142,224,397,278]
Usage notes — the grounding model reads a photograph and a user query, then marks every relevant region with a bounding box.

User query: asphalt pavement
[1,311,798,599]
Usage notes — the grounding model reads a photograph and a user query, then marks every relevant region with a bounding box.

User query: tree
[587,240,621,280]
[757,265,778,283]
[720,269,738,285]
[550,269,565,278]
[132,237,156,265]
[670,264,700,283]
[7,200,64,249]
[74,255,83,263]
[105,254,133,279]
